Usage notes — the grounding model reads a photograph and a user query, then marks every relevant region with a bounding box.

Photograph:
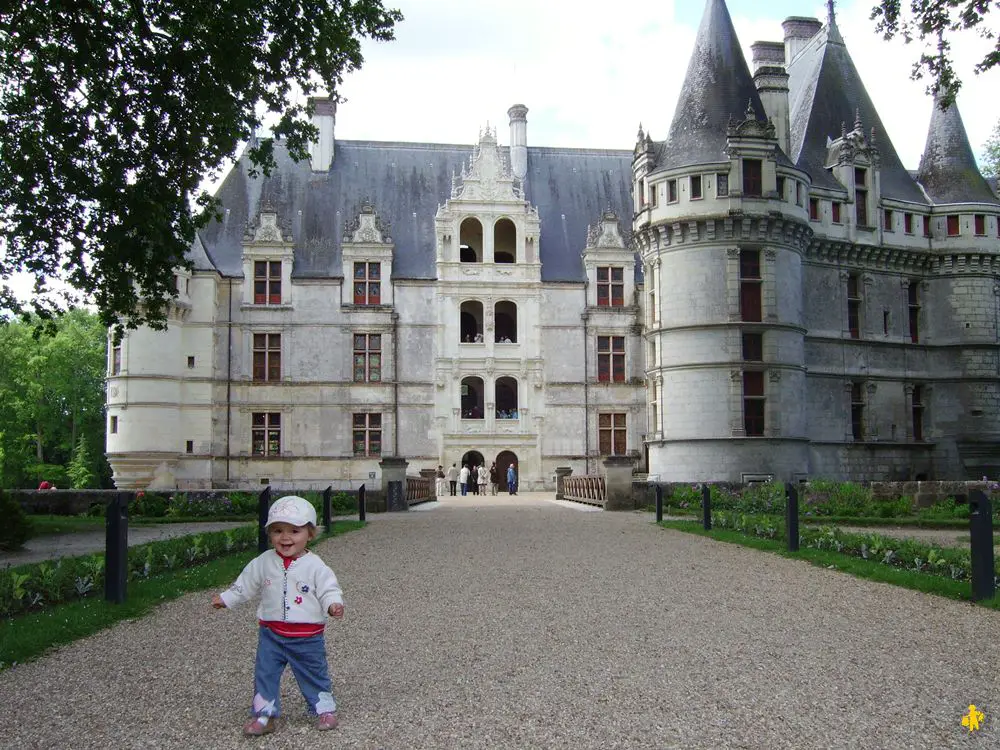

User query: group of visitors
[437,461,518,496]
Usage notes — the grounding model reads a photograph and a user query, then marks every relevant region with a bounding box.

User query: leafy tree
[982,120,1000,178]
[0,310,110,489]
[0,1,402,333]
[871,1,1000,107]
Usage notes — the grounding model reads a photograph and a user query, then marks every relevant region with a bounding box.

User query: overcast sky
[332,0,1000,169]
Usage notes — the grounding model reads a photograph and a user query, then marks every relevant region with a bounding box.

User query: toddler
[212,495,345,736]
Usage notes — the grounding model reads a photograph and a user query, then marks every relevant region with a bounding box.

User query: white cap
[265,495,317,529]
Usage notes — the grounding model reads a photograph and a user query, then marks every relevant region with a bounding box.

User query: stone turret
[917,98,1000,205]
[656,0,768,171]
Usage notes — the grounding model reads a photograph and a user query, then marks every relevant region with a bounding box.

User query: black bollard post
[786,483,800,552]
[969,489,995,602]
[257,486,271,553]
[104,491,130,604]
[701,483,711,530]
[655,484,663,523]
[358,484,366,522]
[323,485,332,531]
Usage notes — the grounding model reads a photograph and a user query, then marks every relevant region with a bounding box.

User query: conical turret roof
[787,9,925,202]
[655,0,770,170]
[918,98,999,204]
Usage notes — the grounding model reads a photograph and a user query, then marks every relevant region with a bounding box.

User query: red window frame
[352,413,382,456]
[251,412,281,456]
[597,335,626,383]
[353,262,381,305]
[252,333,281,382]
[353,333,382,383]
[254,261,282,305]
[596,267,624,307]
[598,413,627,455]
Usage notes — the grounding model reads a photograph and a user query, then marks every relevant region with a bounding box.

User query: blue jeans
[461,482,468,496]
[252,626,336,718]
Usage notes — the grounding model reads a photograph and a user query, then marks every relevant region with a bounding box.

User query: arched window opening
[495,376,518,419]
[459,301,484,342]
[493,218,516,263]
[459,217,483,263]
[494,301,517,343]
[461,377,484,419]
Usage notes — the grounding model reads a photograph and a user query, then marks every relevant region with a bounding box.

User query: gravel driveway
[1,492,997,748]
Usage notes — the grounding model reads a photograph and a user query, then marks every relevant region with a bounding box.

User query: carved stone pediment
[245,206,291,244]
[726,101,776,141]
[451,126,522,202]
[585,210,627,250]
[344,200,391,245]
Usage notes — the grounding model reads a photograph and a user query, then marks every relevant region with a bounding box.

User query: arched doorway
[461,450,486,495]
[495,450,518,493]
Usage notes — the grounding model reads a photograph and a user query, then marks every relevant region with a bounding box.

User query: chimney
[751,41,790,155]
[507,104,528,181]
[308,96,337,172]
[781,16,822,65]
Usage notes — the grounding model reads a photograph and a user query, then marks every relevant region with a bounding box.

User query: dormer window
[254,261,281,305]
[597,267,624,307]
[854,167,868,226]
[742,159,762,197]
[354,262,381,305]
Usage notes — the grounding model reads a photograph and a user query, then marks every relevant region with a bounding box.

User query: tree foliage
[871,1,1000,107]
[982,120,1000,178]
[0,1,402,332]
[0,310,110,489]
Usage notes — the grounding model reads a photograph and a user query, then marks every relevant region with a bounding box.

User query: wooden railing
[406,475,433,505]
[562,475,606,507]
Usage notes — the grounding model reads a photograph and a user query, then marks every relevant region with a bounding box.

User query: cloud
[335,0,1000,168]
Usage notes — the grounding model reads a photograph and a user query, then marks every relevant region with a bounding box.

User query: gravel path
[0,521,253,567]
[1,492,998,748]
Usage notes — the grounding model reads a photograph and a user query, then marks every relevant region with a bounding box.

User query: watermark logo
[962,705,984,732]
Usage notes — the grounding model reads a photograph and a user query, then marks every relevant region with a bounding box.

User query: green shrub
[0,489,34,551]
[129,491,170,517]
[802,480,873,516]
[916,497,970,521]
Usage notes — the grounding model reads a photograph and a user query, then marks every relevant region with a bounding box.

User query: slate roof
[917,98,1000,205]
[786,12,926,203]
[197,140,633,283]
[653,0,791,172]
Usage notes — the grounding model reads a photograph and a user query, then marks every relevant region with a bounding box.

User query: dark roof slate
[654,0,780,171]
[917,99,1000,205]
[197,141,633,283]
[787,15,926,203]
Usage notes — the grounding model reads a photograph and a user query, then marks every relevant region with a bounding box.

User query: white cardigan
[220,549,343,624]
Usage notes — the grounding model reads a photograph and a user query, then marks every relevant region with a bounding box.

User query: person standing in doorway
[446,463,458,496]
[459,463,470,496]
[469,463,479,495]
[506,463,517,495]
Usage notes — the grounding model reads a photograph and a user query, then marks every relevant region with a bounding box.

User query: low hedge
[0,525,258,619]
[704,509,997,583]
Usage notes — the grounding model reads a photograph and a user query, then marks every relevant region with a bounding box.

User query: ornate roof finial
[841,121,847,139]
[745,99,755,120]
[854,108,862,132]
[637,123,645,142]
[870,127,877,147]
[827,0,836,24]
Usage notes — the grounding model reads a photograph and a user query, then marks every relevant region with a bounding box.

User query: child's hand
[211,594,227,609]
[328,603,344,618]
